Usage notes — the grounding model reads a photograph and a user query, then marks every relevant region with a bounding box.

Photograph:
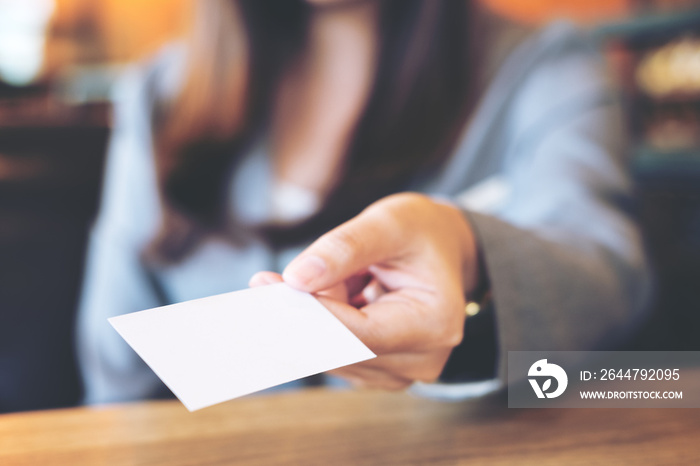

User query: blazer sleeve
[76,63,169,405]
[419,34,651,397]
[479,45,650,381]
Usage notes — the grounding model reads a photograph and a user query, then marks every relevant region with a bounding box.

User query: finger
[316,294,424,355]
[361,278,387,304]
[345,272,373,299]
[315,295,374,345]
[249,271,283,287]
[348,277,386,308]
[316,290,463,355]
[282,202,406,293]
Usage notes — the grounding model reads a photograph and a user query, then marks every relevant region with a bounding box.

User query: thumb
[282,206,403,293]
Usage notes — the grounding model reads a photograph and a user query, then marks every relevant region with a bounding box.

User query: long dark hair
[149,0,473,262]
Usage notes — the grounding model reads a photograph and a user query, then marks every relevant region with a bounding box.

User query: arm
[465,39,650,381]
[467,106,650,382]
[249,34,650,393]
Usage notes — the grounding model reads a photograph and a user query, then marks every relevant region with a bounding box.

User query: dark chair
[0,96,109,412]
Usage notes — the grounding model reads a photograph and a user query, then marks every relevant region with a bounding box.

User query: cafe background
[0,0,698,413]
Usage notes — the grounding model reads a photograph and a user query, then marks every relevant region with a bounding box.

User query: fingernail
[283,255,326,289]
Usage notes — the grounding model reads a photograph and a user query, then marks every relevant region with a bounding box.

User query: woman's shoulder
[426,16,613,193]
[472,6,608,115]
[508,21,612,120]
[474,13,612,133]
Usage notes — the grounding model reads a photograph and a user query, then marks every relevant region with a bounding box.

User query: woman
[78,0,649,403]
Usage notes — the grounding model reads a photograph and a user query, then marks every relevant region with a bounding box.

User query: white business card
[109,283,375,411]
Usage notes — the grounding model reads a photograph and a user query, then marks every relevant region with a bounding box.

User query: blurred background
[0,0,699,413]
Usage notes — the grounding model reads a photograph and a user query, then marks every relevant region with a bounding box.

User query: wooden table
[1,384,698,466]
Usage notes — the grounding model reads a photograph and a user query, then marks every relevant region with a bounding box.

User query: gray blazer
[77,22,650,404]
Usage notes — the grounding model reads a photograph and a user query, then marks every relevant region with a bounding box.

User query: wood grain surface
[0,382,698,465]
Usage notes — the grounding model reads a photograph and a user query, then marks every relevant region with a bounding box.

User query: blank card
[109,283,375,411]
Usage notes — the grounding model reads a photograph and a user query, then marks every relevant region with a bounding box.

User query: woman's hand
[250,193,479,390]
